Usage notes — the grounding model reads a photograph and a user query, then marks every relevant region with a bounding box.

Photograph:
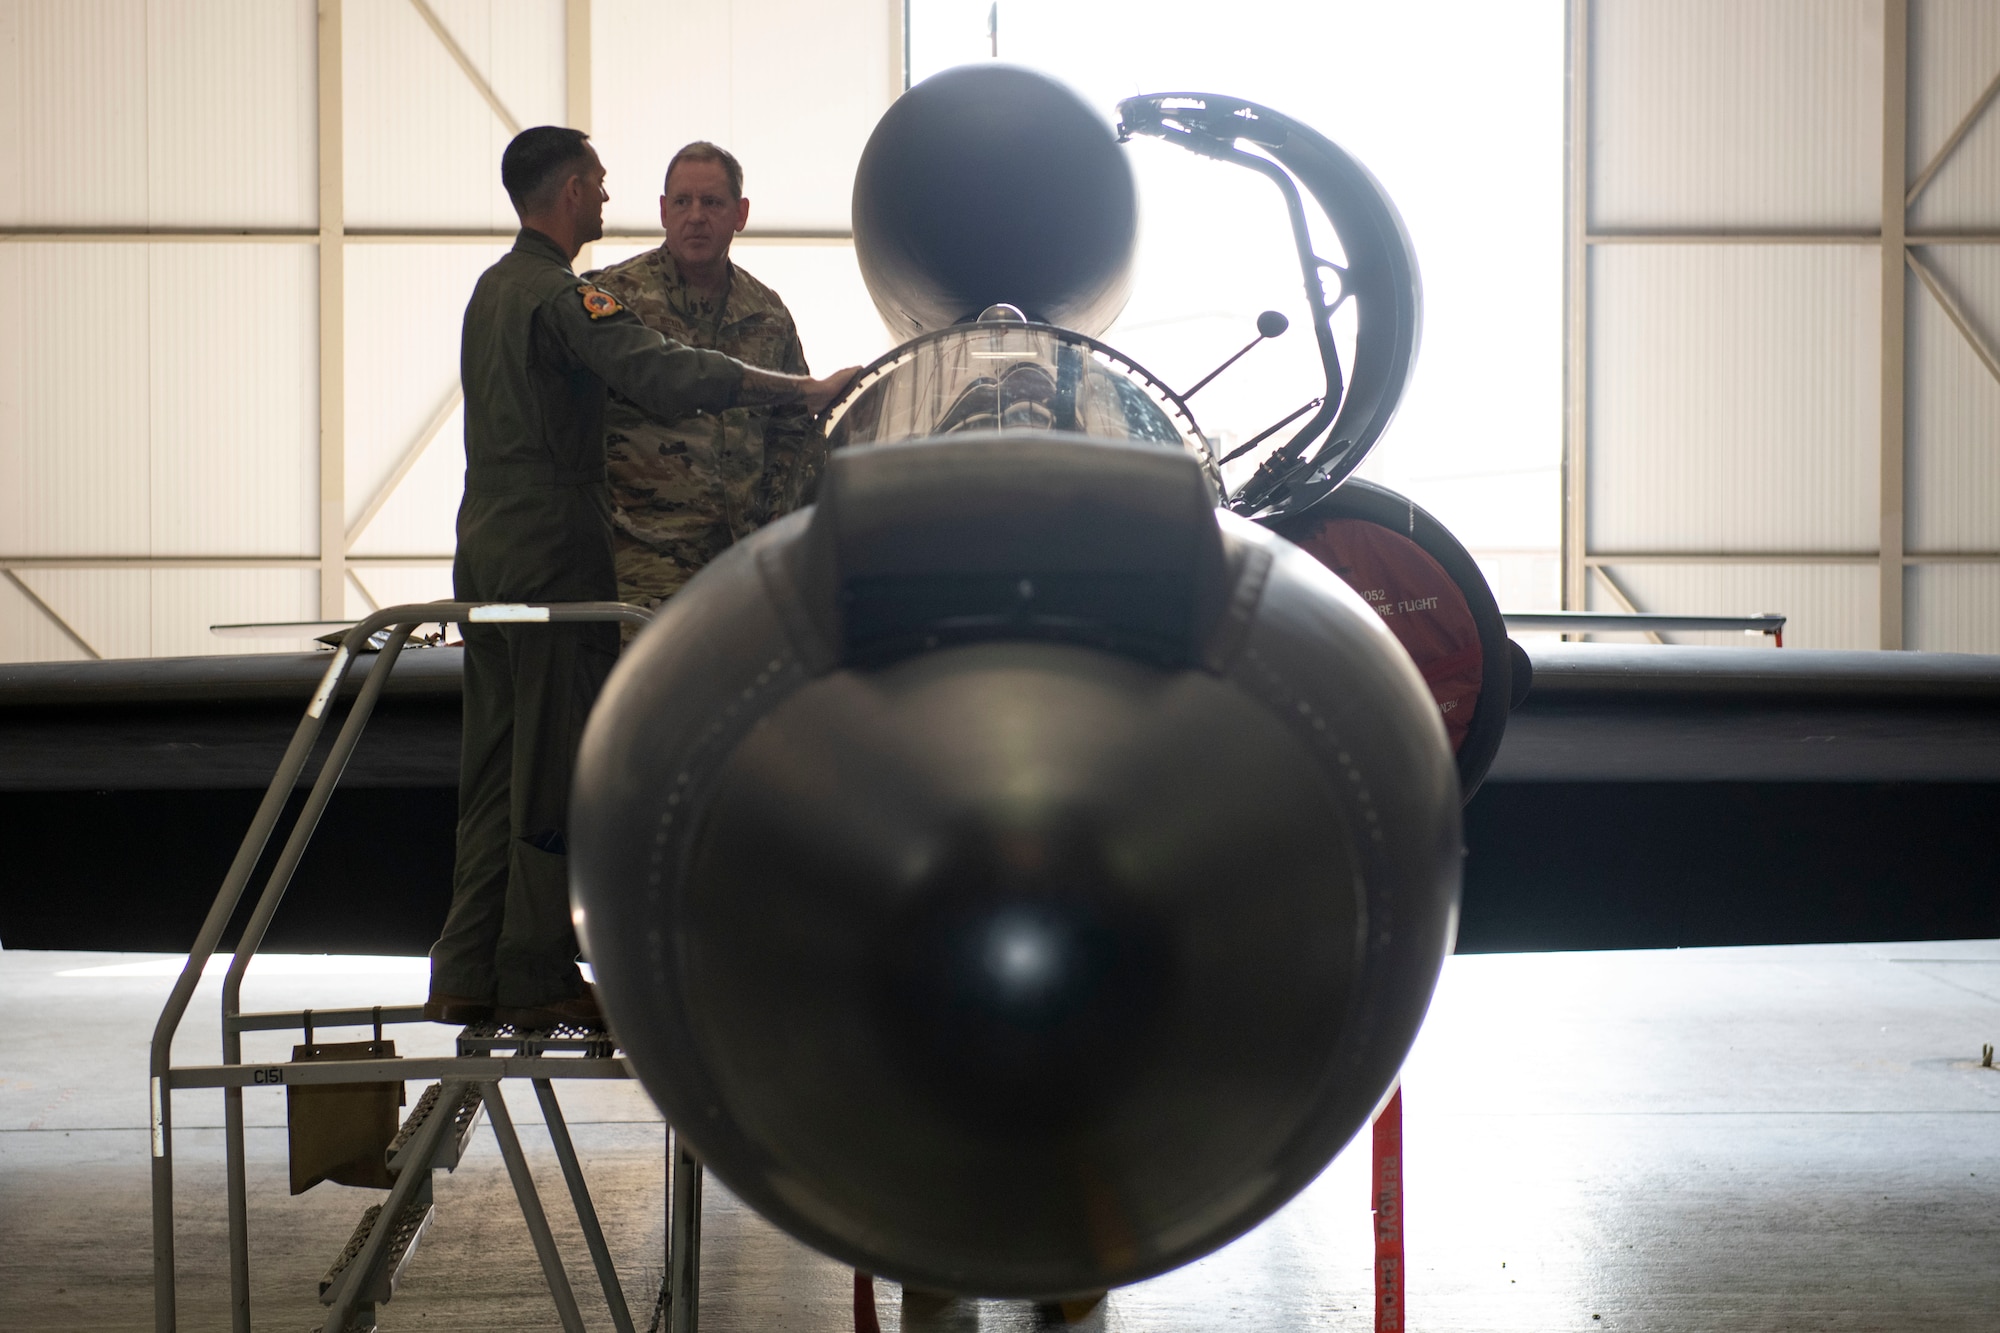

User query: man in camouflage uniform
[585,142,822,629]
[427,127,855,1029]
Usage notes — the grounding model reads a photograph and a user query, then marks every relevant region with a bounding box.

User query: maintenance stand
[148,602,707,1333]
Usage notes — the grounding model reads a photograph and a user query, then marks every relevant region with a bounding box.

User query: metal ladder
[146,601,707,1333]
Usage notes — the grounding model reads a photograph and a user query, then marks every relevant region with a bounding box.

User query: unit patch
[579,285,624,319]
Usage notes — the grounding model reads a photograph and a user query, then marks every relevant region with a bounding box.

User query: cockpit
[823,303,1219,489]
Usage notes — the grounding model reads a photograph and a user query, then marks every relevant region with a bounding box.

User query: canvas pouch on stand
[288,1019,405,1193]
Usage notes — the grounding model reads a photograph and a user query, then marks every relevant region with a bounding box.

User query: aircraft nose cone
[879,818,1171,1135]
[853,63,1138,338]
[664,643,1365,1291]
[569,440,1461,1299]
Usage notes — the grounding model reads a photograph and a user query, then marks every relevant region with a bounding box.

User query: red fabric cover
[1294,518,1484,752]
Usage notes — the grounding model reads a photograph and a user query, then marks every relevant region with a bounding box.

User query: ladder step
[319,1194,435,1306]
[386,1081,483,1175]
[457,1019,617,1058]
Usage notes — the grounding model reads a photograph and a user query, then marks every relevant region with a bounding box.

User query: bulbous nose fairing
[569,437,1461,1298]
[852,64,1139,340]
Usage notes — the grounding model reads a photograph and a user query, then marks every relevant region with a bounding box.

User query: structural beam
[1880,0,1909,650]
[1561,0,1590,614]
[1907,248,2000,388]
[2,570,102,659]
[344,568,381,612]
[0,226,853,244]
[1583,230,2000,245]
[346,387,463,550]
[1588,566,1664,643]
[411,0,521,134]
[0,228,318,243]
[566,0,591,270]
[1583,551,2000,566]
[0,555,452,569]
[1906,62,2000,209]
[318,0,346,620]
[1587,230,1878,245]
[566,0,590,130]
[7,544,1978,575]
[1584,551,1876,566]
[891,0,907,100]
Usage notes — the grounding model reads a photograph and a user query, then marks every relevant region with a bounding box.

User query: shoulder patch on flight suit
[579,285,624,319]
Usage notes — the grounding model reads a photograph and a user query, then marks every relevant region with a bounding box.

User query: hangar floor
[2,939,1995,1332]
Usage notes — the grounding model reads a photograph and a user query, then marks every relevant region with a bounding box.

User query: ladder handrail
[148,599,651,1333]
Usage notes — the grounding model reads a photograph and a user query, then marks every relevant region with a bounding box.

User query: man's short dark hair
[663,142,744,200]
[502,126,592,212]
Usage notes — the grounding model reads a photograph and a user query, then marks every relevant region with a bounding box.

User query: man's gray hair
[664,141,744,199]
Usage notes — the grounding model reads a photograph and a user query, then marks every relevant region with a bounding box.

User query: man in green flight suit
[426,126,857,1028]
[585,141,824,631]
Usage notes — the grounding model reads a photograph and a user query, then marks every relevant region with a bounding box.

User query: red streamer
[1372,1087,1405,1332]
[853,1270,881,1333]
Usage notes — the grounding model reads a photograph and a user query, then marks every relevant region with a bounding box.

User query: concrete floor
[1,940,1996,1332]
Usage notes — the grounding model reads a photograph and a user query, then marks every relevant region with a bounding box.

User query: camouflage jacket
[456,228,755,604]
[583,247,821,567]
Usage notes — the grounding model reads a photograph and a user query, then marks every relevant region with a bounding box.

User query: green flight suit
[431,226,786,1008]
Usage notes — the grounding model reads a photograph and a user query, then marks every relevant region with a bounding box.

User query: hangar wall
[1570,0,2000,650]
[0,0,897,663]
[8,2,1999,662]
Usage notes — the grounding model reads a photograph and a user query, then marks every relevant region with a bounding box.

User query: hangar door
[0,0,900,663]
[1568,0,2000,650]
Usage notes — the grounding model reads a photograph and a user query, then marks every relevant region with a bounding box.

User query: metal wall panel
[0,2,315,228]
[712,241,890,370]
[341,238,890,565]
[0,243,153,556]
[344,0,565,230]
[1588,244,1879,552]
[0,575,87,661]
[1590,562,1879,650]
[148,244,319,556]
[1907,564,2000,652]
[347,404,464,558]
[587,236,890,379]
[344,242,503,556]
[1908,0,2000,232]
[1906,244,2000,551]
[0,569,318,660]
[593,0,893,233]
[344,562,452,619]
[1590,0,1880,230]
[0,1,897,662]
[0,246,22,547]
[147,567,320,656]
[0,0,150,226]
[146,0,318,227]
[591,2,730,234]
[1476,552,1564,617]
[0,4,19,222]
[0,244,316,560]
[0,568,151,659]
[727,0,892,232]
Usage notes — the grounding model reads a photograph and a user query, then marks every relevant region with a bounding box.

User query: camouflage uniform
[435,226,799,1011]
[584,246,821,625]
